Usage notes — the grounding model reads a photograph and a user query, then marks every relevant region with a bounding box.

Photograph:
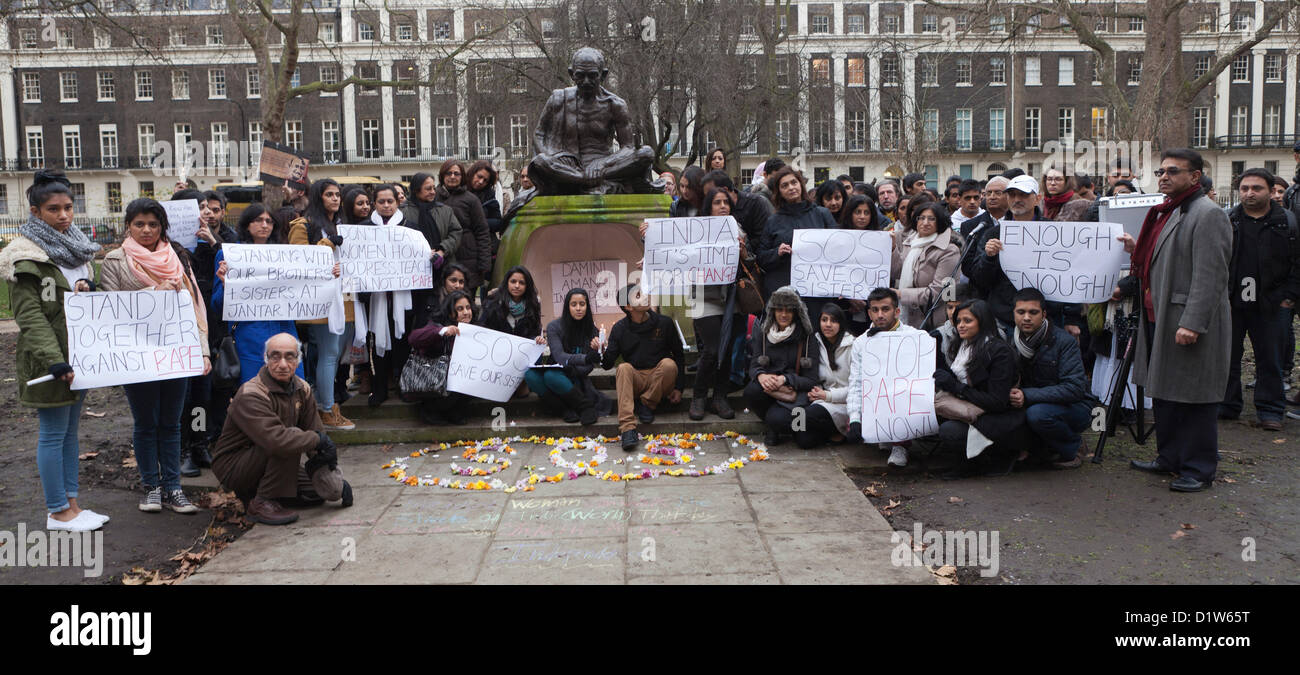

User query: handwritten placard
[64,290,205,390]
[856,331,939,443]
[447,324,546,402]
[642,216,740,293]
[221,244,339,321]
[999,221,1126,304]
[550,260,622,317]
[337,224,434,293]
[791,229,892,300]
[162,199,202,252]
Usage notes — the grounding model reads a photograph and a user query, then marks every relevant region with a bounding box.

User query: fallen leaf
[1221,477,1237,483]
[84,411,107,418]
[948,496,964,504]
[935,565,957,577]
[78,451,99,460]
[863,485,881,497]
[1272,438,1286,444]
[886,499,901,509]
[1170,530,1186,540]
[121,454,137,469]
[1181,523,1196,530]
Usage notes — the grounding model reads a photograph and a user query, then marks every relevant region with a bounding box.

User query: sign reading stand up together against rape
[641,216,740,293]
[64,290,206,390]
[447,324,547,402]
[998,221,1127,304]
[856,332,939,443]
[221,244,340,321]
[336,224,434,293]
[791,229,892,300]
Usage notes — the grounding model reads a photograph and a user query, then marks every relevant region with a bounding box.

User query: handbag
[934,390,984,425]
[735,258,765,316]
[211,336,241,390]
[400,346,450,396]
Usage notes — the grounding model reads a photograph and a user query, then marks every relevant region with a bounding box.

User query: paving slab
[749,490,892,534]
[196,526,370,575]
[476,537,626,584]
[626,522,776,577]
[184,570,334,585]
[765,531,935,585]
[626,483,753,526]
[738,458,864,493]
[327,532,491,584]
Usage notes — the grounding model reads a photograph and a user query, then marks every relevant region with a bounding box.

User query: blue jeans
[1024,400,1093,459]
[123,378,188,491]
[308,322,349,411]
[36,393,86,513]
[524,369,576,395]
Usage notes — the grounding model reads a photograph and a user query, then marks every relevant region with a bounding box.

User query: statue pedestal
[495,194,675,331]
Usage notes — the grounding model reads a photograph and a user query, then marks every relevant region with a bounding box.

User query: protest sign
[161,199,202,252]
[337,224,434,293]
[259,141,311,191]
[221,244,339,321]
[550,260,623,317]
[64,290,205,390]
[1098,193,1164,240]
[447,324,546,402]
[642,216,740,293]
[998,221,1126,304]
[856,331,939,443]
[791,229,892,300]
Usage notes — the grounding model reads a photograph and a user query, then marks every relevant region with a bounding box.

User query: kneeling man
[212,333,353,525]
[1008,288,1092,468]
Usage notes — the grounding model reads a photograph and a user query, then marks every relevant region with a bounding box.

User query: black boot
[179,447,201,478]
[190,441,213,468]
[554,388,586,424]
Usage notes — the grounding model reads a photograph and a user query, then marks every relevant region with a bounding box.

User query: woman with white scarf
[355,184,415,407]
[891,200,961,330]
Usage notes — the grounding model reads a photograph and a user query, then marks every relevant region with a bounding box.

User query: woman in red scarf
[1040,169,1090,221]
[100,198,210,515]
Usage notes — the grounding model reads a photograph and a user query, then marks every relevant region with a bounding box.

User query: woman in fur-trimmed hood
[743,286,822,446]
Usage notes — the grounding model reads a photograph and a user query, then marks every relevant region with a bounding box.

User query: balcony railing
[1213,134,1299,149]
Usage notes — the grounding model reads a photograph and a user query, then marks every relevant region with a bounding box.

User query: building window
[26,128,44,169]
[436,117,455,156]
[100,126,118,169]
[1025,107,1041,149]
[433,70,453,94]
[509,115,528,157]
[1265,54,1283,82]
[396,65,416,94]
[477,116,495,159]
[319,64,338,94]
[1026,15,1041,34]
[882,112,901,151]
[360,119,380,158]
[285,120,303,152]
[1091,107,1108,140]
[475,20,492,36]
[63,127,83,169]
[169,27,186,47]
[20,29,38,49]
[1232,54,1249,82]
[1127,55,1142,84]
[883,15,900,33]
[392,118,415,158]
[847,111,866,151]
[1024,57,1040,86]
[208,69,226,98]
[173,124,192,161]
[94,71,114,101]
[1129,17,1144,32]
[1230,105,1248,139]
[1191,107,1209,147]
[1194,55,1211,79]
[956,57,971,85]
[847,58,865,86]
[990,56,1006,84]
[847,14,864,34]
[812,58,831,85]
[1196,12,1215,33]
[57,28,74,48]
[1058,56,1074,85]
[811,14,830,34]
[541,19,556,38]
[1265,104,1282,139]
[397,24,413,40]
[475,63,493,92]
[206,25,223,45]
[922,110,939,149]
[358,22,374,40]
[776,57,790,86]
[741,115,759,155]
[433,21,451,40]
[246,68,261,98]
[882,55,900,85]
[106,182,122,213]
[774,115,792,154]
[139,181,155,200]
[956,16,969,31]
[94,28,111,49]
[22,73,40,103]
[812,115,830,152]
[172,71,190,100]
[137,124,155,164]
[990,15,1006,33]
[1231,12,1251,31]
[59,72,78,102]
[248,122,262,160]
[921,57,938,86]
[921,14,938,33]
[322,120,340,162]
[70,183,86,214]
[741,15,756,36]
[956,109,972,151]
[135,71,153,100]
[210,122,228,167]
[989,109,1005,150]
[1058,108,1075,146]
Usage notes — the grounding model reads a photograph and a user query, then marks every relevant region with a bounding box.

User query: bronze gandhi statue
[505,48,663,220]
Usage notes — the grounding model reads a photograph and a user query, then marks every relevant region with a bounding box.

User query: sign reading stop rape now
[64,290,206,389]
[791,229,892,300]
[221,244,339,321]
[337,224,434,293]
[998,221,1126,304]
[855,331,939,443]
[447,324,546,402]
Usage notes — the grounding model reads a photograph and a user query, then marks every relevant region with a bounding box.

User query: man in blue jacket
[1007,288,1091,469]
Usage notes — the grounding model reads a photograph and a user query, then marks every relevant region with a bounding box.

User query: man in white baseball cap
[1003,175,1042,222]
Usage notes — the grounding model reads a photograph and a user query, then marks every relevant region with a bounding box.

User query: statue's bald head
[571,47,605,71]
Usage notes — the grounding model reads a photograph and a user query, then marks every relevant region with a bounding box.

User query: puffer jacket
[0,235,81,407]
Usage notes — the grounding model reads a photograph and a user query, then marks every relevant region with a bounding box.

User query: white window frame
[1265,54,1283,82]
[1058,107,1075,146]
[169,26,186,47]
[208,68,227,99]
[319,65,339,96]
[59,72,78,102]
[285,120,304,152]
[1191,107,1210,147]
[989,108,1006,151]
[990,57,1006,85]
[62,126,82,169]
[26,127,45,170]
[22,73,40,103]
[435,117,455,156]
[1232,54,1249,82]
[1024,107,1041,149]
[847,58,866,87]
[956,109,972,151]
[93,28,111,49]
[206,25,224,45]
[211,121,229,167]
[172,70,190,100]
[358,22,375,41]
[135,71,153,101]
[398,118,418,158]
[397,23,414,41]
[811,14,830,34]
[509,114,529,157]
[322,120,340,162]
[319,24,337,43]
[246,68,261,98]
[97,71,114,101]
[57,28,74,49]
[477,115,495,159]
[361,119,380,158]
[1024,57,1041,86]
[956,57,972,86]
[137,124,155,164]
[847,111,866,151]
[1058,56,1074,86]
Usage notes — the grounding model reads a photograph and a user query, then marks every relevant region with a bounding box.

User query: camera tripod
[1092,289,1154,463]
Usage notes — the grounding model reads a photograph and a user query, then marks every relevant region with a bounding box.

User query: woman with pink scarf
[99,198,211,515]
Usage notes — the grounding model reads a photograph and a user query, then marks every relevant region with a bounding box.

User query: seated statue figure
[505,48,662,220]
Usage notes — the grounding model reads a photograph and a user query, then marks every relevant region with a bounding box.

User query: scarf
[1132,184,1201,321]
[416,199,442,252]
[1042,190,1074,219]
[898,231,937,291]
[950,339,975,385]
[21,214,100,268]
[355,209,411,354]
[509,299,526,318]
[766,323,795,345]
[122,237,209,336]
[1013,318,1050,359]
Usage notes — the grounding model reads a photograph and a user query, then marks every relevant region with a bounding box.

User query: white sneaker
[887,445,908,467]
[81,509,110,524]
[47,511,102,532]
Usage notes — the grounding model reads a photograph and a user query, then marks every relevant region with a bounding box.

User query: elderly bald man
[211,333,352,525]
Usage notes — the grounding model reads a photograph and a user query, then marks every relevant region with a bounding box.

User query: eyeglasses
[1153,167,1190,177]
[266,352,300,363]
